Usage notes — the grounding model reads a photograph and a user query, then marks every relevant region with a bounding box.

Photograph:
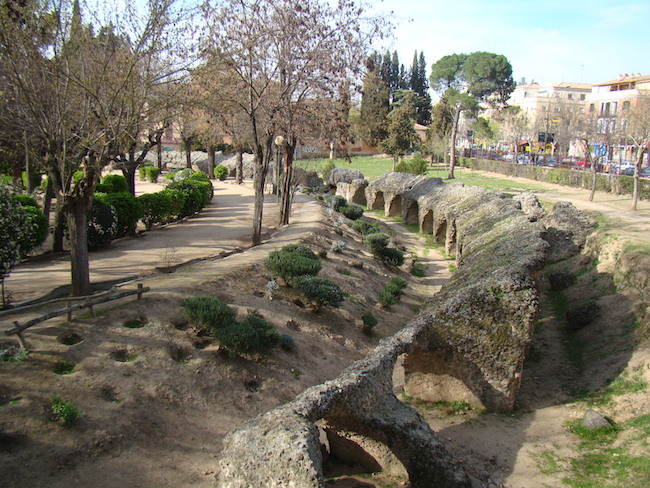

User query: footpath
[3,178,322,307]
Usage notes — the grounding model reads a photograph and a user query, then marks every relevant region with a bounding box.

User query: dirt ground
[1,174,649,488]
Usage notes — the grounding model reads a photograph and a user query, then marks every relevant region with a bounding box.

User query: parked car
[545,157,558,168]
[517,155,530,165]
[641,166,650,178]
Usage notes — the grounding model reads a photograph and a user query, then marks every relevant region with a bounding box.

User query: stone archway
[387,194,402,218]
[421,210,433,234]
[370,191,385,211]
[404,202,419,225]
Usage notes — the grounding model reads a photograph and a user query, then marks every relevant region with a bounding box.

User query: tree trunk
[631,145,644,211]
[65,200,91,296]
[121,163,137,196]
[589,157,598,202]
[235,150,243,185]
[157,142,163,170]
[279,143,295,226]
[207,145,216,179]
[43,174,54,223]
[251,138,271,246]
[448,107,461,179]
[52,206,65,253]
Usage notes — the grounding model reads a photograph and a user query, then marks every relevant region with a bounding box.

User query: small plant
[411,258,425,277]
[101,174,129,193]
[365,232,390,251]
[145,166,160,183]
[264,245,321,283]
[374,246,405,267]
[378,278,406,309]
[389,277,407,290]
[123,317,146,328]
[181,295,236,333]
[339,203,364,220]
[214,164,229,181]
[1,346,29,362]
[351,219,381,235]
[266,279,279,294]
[53,360,75,375]
[49,396,80,426]
[325,194,347,211]
[291,275,344,311]
[361,312,378,335]
[331,240,347,253]
[279,333,296,352]
[214,314,280,354]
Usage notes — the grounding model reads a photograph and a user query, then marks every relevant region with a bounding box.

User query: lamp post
[274,135,284,203]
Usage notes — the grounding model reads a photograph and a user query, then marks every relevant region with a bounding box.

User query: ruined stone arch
[421,209,433,234]
[404,201,419,225]
[387,194,402,218]
[370,191,385,211]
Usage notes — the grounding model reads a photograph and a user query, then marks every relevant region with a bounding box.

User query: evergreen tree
[359,54,390,146]
[379,92,418,166]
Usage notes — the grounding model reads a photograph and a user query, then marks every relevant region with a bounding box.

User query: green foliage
[53,360,75,375]
[145,167,160,183]
[16,205,48,257]
[214,164,229,180]
[379,92,419,160]
[364,232,390,251]
[11,194,38,208]
[290,275,344,310]
[137,191,173,230]
[279,333,296,352]
[395,153,428,175]
[321,160,336,181]
[378,278,406,308]
[1,346,29,362]
[264,245,321,282]
[376,246,405,267]
[86,195,118,250]
[123,317,145,328]
[378,288,399,308]
[166,180,208,217]
[339,203,364,220]
[103,191,143,238]
[0,187,29,285]
[390,277,408,290]
[160,188,186,219]
[214,314,280,354]
[21,171,42,190]
[101,174,129,193]
[351,219,381,235]
[50,397,80,426]
[181,295,236,334]
[325,194,347,211]
[361,311,378,334]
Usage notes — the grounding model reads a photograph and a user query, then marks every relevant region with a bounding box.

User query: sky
[374,0,650,87]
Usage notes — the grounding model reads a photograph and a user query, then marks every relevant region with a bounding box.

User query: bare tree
[0,0,195,295]
[620,93,650,211]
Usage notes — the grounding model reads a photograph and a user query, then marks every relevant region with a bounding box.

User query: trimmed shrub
[214,165,228,181]
[395,154,428,175]
[11,194,38,208]
[188,172,214,203]
[214,314,280,354]
[160,188,186,219]
[365,232,390,252]
[0,187,29,287]
[95,183,112,193]
[102,174,129,193]
[17,205,48,257]
[86,195,118,250]
[138,191,173,230]
[173,168,195,182]
[339,203,364,220]
[374,247,405,267]
[103,191,143,237]
[351,219,381,235]
[181,295,236,334]
[290,275,344,310]
[166,180,205,217]
[165,172,176,180]
[264,247,321,283]
[280,244,319,261]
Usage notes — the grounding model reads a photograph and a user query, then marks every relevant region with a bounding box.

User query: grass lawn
[297,156,548,194]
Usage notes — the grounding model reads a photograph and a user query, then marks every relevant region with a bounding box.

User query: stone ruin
[217,172,592,487]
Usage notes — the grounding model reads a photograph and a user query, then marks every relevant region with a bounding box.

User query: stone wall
[217,173,557,487]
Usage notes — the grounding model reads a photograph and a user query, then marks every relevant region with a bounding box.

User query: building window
[589,103,595,113]
[623,100,631,111]
[580,94,586,100]
[568,93,573,100]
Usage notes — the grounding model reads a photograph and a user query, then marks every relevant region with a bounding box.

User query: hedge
[458,157,650,200]
[102,191,143,237]
[101,174,129,193]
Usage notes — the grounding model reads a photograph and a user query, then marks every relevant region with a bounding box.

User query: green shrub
[280,244,319,261]
[186,175,214,205]
[137,191,173,230]
[173,168,195,182]
[72,171,84,183]
[351,219,381,235]
[383,283,403,297]
[138,166,147,181]
[290,275,344,310]
[374,247,405,267]
[95,183,112,193]
[17,205,48,257]
[390,277,408,290]
[21,171,42,190]
[264,248,321,282]
[361,312,378,334]
[395,154,428,175]
[11,194,38,208]
[339,203,364,220]
[165,172,176,180]
[166,180,205,217]
[50,397,80,426]
[145,167,160,183]
[160,188,186,219]
[325,194,347,211]
[101,174,129,193]
[103,191,143,238]
[86,195,118,250]
[365,232,390,251]
[214,165,228,181]
[181,295,236,333]
[214,314,280,353]
[378,288,399,308]
[279,333,296,352]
